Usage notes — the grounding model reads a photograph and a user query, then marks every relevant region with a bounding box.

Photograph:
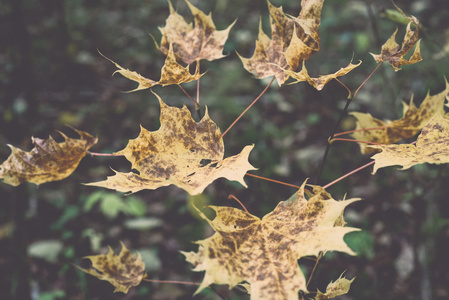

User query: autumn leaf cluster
[2,0,446,299]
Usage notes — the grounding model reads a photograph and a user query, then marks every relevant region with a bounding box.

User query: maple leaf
[370,4,422,71]
[284,60,361,90]
[86,93,256,195]
[77,242,146,293]
[351,81,449,154]
[370,110,449,174]
[100,43,202,92]
[0,128,97,186]
[315,273,355,300]
[182,180,360,299]
[158,0,235,64]
[238,0,324,86]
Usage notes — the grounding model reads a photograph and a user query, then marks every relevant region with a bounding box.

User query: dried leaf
[100,52,157,92]
[370,4,422,71]
[100,44,202,92]
[284,60,361,90]
[182,180,360,299]
[315,273,355,300]
[0,128,97,186]
[238,0,324,86]
[158,0,235,64]
[77,242,146,293]
[351,81,449,153]
[159,44,203,86]
[86,93,256,195]
[370,110,449,173]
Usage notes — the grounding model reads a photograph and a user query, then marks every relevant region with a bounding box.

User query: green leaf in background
[137,248,162,272]
[344,230,375,260]
[38,290,65,300]
[51,205,80,231]
[82,228,104,252]
[124,217,162,230]
[84,190,146,218]
[28,240,63,263]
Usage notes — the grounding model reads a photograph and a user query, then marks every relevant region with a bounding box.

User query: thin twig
[221,77,275,138]
[313,96,352,184]
[195,63,202,119]
[314,62,383,184]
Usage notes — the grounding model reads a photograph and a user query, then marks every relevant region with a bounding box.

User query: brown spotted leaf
[370,4,422,71]
[370,110,449,174]
[351,81,449,154]
[284,60,361,90]
[86,93,255,195]
[158,0,235,64]
[159,43,203,85]
[100,44,202,92]
[238,0,324,86]
[182,180,359,299]
[315,273,355,300]
[0,128,97,186]
[77,242,146,293]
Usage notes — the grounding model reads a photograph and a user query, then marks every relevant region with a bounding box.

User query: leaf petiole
[228,194,249,213]
[221,76,275,138]
[142,278,200,286]
[246,172,302,189]
[177,84,202,119]
[87,151,124,157]
[322,161,375,190]
[328,138,385,146]
[333,126,388,137]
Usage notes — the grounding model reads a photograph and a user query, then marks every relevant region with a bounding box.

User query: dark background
[1,0,449,299]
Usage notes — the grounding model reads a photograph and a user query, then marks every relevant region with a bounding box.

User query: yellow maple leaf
[351,80,449,154]
[370,110,449,174]
[77,242,146,293]
[370,4,422,71]
[158,0,235,64]
[100,43,202,92]
[284,60,361,90]
[86,93,256,195]
[315,273,355,300]
[238,0,324,86]
[182,180,360,299]
[0,128,97,186]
